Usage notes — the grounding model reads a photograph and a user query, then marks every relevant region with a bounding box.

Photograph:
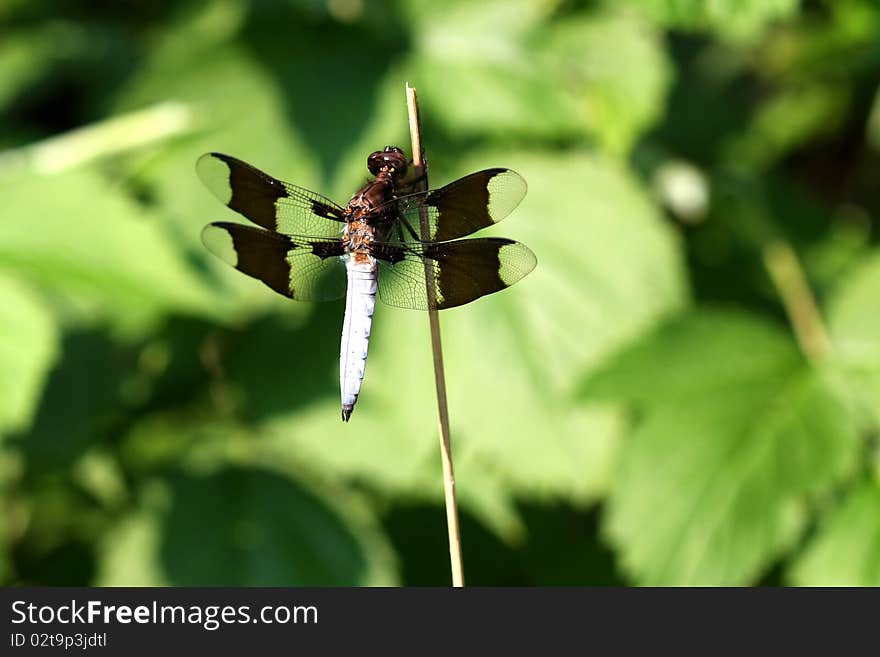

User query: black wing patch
[387,169,527,243]
[197,152,346,239]
[374,238,536,310]
[202,222,346,302]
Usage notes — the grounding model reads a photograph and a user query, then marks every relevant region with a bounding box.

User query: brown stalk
[405,83,464,587]
[763,240,833,364]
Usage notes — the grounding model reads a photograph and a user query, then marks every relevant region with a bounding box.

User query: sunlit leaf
[94,507,169,586]
[828,248,880,427]
[789,478,880,586]
[583,311,860,585]
[406,1,672,154]
[0,169,221,330]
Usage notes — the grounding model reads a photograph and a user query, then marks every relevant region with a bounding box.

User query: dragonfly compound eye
[368,147,408,176]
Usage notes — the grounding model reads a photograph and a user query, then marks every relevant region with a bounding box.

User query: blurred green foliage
[1,0,879,586]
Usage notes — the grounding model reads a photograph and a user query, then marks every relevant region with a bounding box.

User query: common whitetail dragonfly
[197,147,535,421]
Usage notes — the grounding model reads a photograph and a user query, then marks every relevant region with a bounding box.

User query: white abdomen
[339,255,377,421]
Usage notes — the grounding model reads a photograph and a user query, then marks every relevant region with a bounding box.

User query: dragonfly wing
[197,152,346,239]
[373,238,536,310]
[202,222,347,301]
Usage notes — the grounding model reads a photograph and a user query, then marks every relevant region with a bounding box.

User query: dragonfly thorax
[342,219,374,254]
[347,173,396,220]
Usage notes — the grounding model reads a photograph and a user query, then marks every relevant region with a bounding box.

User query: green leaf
[94,507,169,587]
[0,274,58,437]
[406,1,672,154]
[97,463,397,586]
[581,310,795,405]
[15,330,141,467]
[0,169,222,329]
[626,0,800,39]
[584,311,860,585]
[725,85,849,172]
[829,249,880,366]
[789,478,880,586]
[256,150,686,504]
[828,249,880,427]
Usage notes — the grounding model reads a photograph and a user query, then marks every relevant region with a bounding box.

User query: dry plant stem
[763,240,833,364]
[406,83,464,587]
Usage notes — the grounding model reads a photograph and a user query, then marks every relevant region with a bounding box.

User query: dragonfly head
[368,146,408,178]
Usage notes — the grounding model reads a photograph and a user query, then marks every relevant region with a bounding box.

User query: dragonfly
[197,146,536,421]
